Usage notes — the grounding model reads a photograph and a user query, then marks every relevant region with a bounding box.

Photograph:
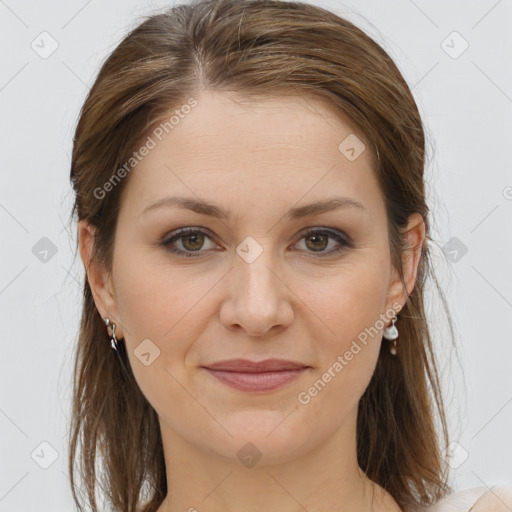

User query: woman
[68,1,512,511]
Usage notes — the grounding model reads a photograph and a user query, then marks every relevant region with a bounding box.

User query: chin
[208,412,313,467]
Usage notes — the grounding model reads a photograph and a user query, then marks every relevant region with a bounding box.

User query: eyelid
[293,226,353,245]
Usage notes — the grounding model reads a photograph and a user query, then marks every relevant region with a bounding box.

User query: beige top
[411,485,512,512]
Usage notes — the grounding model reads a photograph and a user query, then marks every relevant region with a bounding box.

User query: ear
[385,212,426,312]
[78,220,124,339]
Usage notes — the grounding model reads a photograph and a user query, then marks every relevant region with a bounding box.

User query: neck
[155,407,400,512]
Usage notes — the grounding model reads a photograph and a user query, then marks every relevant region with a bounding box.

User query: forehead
[119,90,383,220]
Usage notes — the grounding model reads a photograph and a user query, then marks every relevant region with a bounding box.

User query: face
[81,90,421,466]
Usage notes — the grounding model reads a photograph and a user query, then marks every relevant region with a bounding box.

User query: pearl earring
[383,311,399,355]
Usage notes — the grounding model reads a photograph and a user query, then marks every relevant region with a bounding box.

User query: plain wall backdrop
[0,0,511,510]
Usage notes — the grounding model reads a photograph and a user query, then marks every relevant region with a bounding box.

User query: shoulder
[469,486,512,512]
[418,485,512,512]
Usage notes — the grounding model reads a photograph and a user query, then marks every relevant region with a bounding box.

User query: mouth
[201,359,311,392]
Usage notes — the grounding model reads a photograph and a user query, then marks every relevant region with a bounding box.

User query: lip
[203,358,309,372]
[201,359,311,392]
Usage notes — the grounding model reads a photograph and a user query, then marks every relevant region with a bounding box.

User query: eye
[292,227,353,257]
[161,227,219,258]
[161,227,353,258]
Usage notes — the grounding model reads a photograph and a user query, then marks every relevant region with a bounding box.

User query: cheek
[300,259,388,404]
[112,257,209,413]
[304,256,389,345]
[112,254,222,399]
[114,251,213,340]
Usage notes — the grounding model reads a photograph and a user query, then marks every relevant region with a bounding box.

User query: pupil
[307,234,327,251]
[184,233,203,250]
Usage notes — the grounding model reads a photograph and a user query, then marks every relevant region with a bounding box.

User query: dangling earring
[383,311,399,356]
[104,318,118,351]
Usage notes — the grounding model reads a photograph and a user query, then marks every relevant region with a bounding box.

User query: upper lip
[202,358,310,372]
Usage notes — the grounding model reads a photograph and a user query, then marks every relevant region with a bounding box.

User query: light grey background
[1,0,511,510]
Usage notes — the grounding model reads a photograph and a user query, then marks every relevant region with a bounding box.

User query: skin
[471,487,512,511]
[79,89,425,512]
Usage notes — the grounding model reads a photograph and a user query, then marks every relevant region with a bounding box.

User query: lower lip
[203,368,309,392]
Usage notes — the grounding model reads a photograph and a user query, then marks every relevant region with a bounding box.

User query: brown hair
[67,1,455,511]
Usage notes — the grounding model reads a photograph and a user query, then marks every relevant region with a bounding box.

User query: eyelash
[160,227,354,259]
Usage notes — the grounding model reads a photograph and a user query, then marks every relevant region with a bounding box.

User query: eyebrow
[142,195,367,219]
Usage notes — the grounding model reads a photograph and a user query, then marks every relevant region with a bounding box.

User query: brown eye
[304,233,329,252]
[294,228,353,257]
[181,232,205,251]
[161,226,353,259]
[162,228,217,258]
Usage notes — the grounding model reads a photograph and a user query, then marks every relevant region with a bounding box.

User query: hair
[67,0,456,511]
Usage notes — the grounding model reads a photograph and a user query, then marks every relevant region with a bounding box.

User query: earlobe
[78,220,121,334]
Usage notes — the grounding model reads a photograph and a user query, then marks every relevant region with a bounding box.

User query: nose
[219,245,294,337]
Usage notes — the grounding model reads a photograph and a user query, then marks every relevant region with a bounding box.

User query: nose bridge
[223,234,292,335]
[235,234,281,304]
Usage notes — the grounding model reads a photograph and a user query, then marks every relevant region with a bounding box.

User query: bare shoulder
[470,486,512,512]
